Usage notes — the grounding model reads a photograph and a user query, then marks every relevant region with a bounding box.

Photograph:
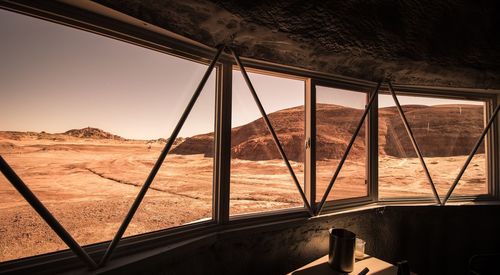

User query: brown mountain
[170,106,306,161]
[379,104,485,157]
[171,104,367,161]
[171,103,485,161]
[64,127,126,140]
[169,107,304,160]
[0,127,126,142]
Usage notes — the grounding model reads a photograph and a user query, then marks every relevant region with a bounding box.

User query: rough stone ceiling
[94,0,500,89]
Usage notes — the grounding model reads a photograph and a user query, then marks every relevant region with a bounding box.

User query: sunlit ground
[0,138,486,262]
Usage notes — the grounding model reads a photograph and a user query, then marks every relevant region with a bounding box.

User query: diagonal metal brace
[442,102,500,205]
[387,81,442,205]
[316,81,381,215]
[231,49,314,216]
[98,45,226,267]
[0,156,97,269]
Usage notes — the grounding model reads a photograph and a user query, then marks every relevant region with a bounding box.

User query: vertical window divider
[367,84,379,202]
[214,60,232,224]
[489,96,500,199]
[305,78,316,213]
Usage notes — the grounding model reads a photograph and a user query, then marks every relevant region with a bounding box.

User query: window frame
[311,79,377,212]
[376,87,498,203]
[0,1,223,270]
[228,65,309,219]
[0,1,499,273]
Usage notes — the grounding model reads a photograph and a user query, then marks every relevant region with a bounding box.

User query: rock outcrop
[64,127,126,140]
[171,103,485,161]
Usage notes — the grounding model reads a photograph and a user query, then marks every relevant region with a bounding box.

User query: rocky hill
[170,105,307,161]
[1,105,484,161]
[171,103,485,161]
[379,104,484,157]
[171,104,370,161]
[64,127,126,140]
[0,127,127,142]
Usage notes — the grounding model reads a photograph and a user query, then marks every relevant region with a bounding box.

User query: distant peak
[63,127,125,140]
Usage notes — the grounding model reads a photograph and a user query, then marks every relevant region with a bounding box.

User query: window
[378,93,488,199]
[315,86,369,202]
[0,9,215,262]
[230,70,305,216]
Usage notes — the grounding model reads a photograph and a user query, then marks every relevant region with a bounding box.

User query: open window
[314,85,371,207]
[230,69,306,216]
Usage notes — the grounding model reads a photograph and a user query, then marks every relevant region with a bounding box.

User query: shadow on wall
[103,205,500,275]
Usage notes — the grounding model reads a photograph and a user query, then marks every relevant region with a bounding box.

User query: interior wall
[100,208,380,275]
[100,205,500,275]
[374,205,500,275]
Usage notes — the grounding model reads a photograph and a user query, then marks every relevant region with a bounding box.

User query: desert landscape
[0,103,487,262]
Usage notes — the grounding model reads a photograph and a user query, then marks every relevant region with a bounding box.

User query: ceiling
[93,0,500,89]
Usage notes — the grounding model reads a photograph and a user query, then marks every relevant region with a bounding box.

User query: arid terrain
[0,104,487,262]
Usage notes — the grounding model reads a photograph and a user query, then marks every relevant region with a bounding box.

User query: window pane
[230,71,305,216]
[0,174,66,262]
[455,153,487,195]
[378,94,487,198]
[315,87,368,202]
[125,76,215,236]
[0,9,214,261]
[378,97,434,198]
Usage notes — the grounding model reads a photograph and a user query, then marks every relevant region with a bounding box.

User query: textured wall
[93,0,500,89]
[102,208,381,275]
[100,205,500,275]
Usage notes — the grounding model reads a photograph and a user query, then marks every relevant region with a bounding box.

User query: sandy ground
[379,154,486,198]
[0,139,486,262]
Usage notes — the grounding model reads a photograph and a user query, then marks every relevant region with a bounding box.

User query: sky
[0,9,484,139]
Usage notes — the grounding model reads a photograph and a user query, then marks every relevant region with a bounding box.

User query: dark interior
[96,0,500,88]
[1,1,500,275]
[100,205,500,275]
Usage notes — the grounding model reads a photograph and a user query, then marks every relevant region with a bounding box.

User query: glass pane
[378,97,433,198]
[455,150,488,196]
[0,9,214,261]
[125,72,215,236]
[378,94,487,198]
[230,71,305,216]
[315,87,368,202]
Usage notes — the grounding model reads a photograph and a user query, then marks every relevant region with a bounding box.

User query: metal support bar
[99,45,225,266]
[442,103,500,204]
[387,81,442,205]
[316,81,381,215]
[0,156,97,269]
[367,87,379,201]
[231,49,314,216]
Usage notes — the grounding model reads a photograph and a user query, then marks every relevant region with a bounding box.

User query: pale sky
[0,9,484,139]
[317,86,367,108]
[318,86,484,109]
[232,72,304,127]
[378,94,484,108]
